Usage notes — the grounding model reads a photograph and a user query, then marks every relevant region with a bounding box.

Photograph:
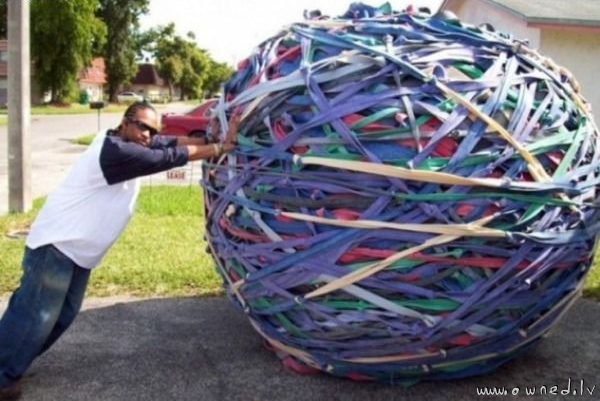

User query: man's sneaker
[0,382,22,401]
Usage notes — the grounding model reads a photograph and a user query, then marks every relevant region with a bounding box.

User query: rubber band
[201,4,599,384]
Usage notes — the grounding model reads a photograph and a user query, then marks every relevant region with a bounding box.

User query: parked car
[117,91,144,103]
[145,93,170,104]
[160,98,218,137]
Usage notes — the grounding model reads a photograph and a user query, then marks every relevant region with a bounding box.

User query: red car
[160,98,217,137]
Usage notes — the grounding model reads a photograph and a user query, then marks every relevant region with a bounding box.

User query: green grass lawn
[1,186,600,300]
[586,267,600,300]
[0,186,223,297]
[70,133,96,146]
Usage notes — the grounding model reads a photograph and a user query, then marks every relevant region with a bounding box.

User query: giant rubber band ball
[201,3,600,385]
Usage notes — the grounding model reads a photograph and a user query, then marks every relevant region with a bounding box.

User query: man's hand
[223,114,241,153]
[209,117,220,142]
[185,113,241,161]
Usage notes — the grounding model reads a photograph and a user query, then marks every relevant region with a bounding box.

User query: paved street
[0,103,200,214]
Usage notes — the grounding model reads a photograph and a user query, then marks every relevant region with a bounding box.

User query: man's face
[122,108,159,146]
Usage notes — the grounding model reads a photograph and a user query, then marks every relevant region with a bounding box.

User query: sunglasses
[128,117,158,136]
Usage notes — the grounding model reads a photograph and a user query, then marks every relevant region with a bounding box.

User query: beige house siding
[540,29,600,116]
[444,0,540,47]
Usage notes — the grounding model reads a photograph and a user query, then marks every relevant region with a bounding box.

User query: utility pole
[7,0,31,212]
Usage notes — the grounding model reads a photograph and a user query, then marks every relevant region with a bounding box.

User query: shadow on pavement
[20,297,600,401]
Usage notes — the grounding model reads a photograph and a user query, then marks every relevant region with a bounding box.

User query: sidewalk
[1,295,598,400]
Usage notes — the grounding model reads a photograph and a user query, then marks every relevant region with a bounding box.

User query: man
[0,101,238,400]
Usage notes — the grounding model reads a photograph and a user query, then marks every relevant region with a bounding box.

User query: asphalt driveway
[1,295,598,401]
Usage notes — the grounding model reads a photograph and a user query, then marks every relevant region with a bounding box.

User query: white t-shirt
[26,130,189,268]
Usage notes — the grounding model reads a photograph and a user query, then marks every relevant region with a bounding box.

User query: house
[440,0,600,119]
[126,63,172,103]
[0,39,107,105]
[78,57,106,102]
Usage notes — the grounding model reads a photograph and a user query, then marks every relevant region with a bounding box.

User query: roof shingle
[131,64,165,86]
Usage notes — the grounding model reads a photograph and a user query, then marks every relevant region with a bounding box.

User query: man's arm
[175,113,239,147]
[183,141,234,161]
[176,136,208,146]
[184,114,240,161]
[150,135,208,148]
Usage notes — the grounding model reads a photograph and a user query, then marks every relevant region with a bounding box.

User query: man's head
[119,102,159,145]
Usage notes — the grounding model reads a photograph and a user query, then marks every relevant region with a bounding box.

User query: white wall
[540,29,600,120]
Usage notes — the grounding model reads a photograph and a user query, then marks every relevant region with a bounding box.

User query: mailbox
[89,101,106,110]
[90,101,106,131]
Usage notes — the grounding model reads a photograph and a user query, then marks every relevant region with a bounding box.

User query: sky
[140,0,444,66]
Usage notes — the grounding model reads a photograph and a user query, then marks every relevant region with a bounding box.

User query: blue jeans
[0,244,90,388]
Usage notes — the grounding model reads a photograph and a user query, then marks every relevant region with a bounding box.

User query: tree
[31,0,106,103]
[144,26,217,100]
[178,45,209,100]
[141,24,181,100]
[97,0,149,102]
[157,55,183,100]
[204,59,234,98]
[146,26,191,100]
